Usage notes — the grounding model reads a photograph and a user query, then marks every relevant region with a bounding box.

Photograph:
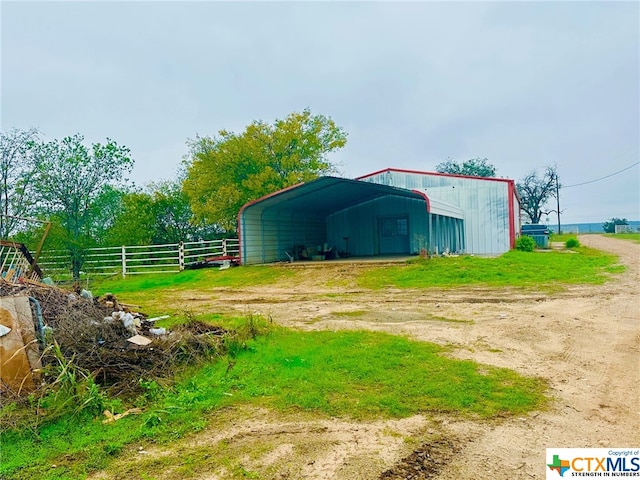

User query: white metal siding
[242,209,326,264]
[239,176,471,264]
[327,196,429,255]
[362,171,512,254]
[326,195,463,256]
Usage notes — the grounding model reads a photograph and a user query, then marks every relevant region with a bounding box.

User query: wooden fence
[37,239,239,280]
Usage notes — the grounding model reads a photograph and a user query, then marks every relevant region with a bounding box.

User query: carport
[238,177,464,265]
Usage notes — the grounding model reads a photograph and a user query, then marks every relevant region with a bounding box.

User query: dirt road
[93,235,639,479]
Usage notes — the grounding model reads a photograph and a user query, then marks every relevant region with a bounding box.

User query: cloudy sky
[2,1,638,224]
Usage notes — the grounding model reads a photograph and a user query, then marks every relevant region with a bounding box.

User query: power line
[563,161,640,188]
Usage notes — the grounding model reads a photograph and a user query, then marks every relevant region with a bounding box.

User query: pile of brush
[0,282,231,397]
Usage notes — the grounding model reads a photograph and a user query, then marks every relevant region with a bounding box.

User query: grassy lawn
[358,248,623,290]
[89,266,296,316]
[603,232,640,244]
[95,265,296,293]
[89,245,625,304]
[549,233,580,243]
[215,329,546,418]
[2,245,624,479]
[0,326,547,480]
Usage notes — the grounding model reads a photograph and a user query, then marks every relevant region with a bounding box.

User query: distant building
[238,168,520,265]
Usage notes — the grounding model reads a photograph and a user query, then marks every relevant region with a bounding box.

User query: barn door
[378,216,409,254]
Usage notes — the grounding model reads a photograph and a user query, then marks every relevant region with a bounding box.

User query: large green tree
[147,180,201,243]
[102,191,155,246]
[435,157,497,177]
[31,134,133,279]
[104,180,222,246]
[0,128,40,238]
[183,109,347,230]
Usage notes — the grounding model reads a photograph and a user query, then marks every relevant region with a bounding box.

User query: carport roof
[239,176,462,218]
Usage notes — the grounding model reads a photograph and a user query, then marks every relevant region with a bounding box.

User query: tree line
[0,110,346,279]
[3,109,594,279]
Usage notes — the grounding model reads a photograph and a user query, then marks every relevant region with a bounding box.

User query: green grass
[0,327,547,480]
[358,248,624,289]
[604,232,640,244]
[333,310,367,317]
[93,266,293,294]
[549,233,580,243]
[88,266,295,315]
[8,244,621,478]
[213,329,546,418]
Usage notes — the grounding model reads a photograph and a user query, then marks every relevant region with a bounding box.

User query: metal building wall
[360,171,513,254]
[241,195,466,264]
[326,195,431,256]
[239,176,470,265]
[240,208,326,264]
[326,195,464,256]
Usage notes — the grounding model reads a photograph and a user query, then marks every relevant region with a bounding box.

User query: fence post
[179,241,185,271]
[222,238,227,257]
[121,245,127,278]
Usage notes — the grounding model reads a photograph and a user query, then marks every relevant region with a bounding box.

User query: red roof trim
[507,180,516,249]
[410,189,431,213]
[356,167,514,184]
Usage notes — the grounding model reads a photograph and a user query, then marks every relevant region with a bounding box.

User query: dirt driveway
[94,235,639,480]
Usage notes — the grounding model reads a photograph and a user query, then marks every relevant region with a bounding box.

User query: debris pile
[0,280,229,400]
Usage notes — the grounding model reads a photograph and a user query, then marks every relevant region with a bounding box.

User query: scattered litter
[0,281,230,398]
[127,335,152,346]
[80,289,93,299]
[102,408,143,424]
[121,313,136,333]
[0,324,10,337]
[185,255,240,270]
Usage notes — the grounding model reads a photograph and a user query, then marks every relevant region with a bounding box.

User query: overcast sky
[2,1,638,224]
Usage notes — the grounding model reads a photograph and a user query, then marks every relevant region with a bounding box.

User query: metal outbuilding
[238,169,520,265]
[238,176,465,265]
[358,168,520,255]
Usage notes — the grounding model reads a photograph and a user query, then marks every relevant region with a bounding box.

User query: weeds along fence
[38,239,239,281]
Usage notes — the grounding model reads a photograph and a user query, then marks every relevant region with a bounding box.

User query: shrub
[565,238,580,249]
[516,235,536,252]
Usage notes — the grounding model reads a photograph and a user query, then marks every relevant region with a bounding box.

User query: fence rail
[38,239,239,280]
[0,241,41,283]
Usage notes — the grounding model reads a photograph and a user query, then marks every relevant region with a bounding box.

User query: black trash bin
[521,224,550,248]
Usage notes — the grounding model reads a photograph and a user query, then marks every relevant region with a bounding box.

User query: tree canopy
[517,166,559,224]
[105,180,221,246]
[30,134,133,278]
[183,109,347,231]
[435,157,497,177]
[0,128,40,237]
